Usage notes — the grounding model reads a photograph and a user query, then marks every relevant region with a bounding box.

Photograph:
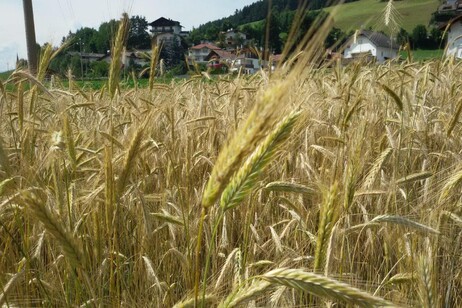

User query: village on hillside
[48,3,462,78]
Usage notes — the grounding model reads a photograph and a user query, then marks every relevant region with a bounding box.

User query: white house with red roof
[188,43,221,63]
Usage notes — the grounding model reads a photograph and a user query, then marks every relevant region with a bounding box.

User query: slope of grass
[0,70,13,81]
[241,0,439,34]
[326,0,440,32]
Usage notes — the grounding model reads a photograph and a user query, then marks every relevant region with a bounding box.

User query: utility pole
[22,0,38,75]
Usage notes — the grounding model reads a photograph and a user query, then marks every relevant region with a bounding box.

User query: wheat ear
[108,13,129,99]
[201,80,293,208]
[218,279,272,308]
[0,270,25,306]
[259,268,395,307]
[117,128,143,195]
[220,111,301,211]
[21,192,85,269]
[314,183,339,271]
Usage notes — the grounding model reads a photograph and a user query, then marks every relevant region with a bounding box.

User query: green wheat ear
[201,81,292,208]
[220,111,301,211]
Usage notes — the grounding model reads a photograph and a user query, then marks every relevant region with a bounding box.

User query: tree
[412,24,428,49]
[127,16,150,50]
[429,27,444,49]
[159,38,186,72]
[267,9,282,54]
[96,20,119,53]
[396,28,410,47]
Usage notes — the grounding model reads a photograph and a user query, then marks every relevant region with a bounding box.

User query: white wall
[344,35,397,63]
[376,47,398,63]
[344,36,377,58]
[446,20,462,58]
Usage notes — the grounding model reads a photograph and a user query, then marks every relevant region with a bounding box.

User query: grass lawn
[401,49,445,61]
[325,0,440,33]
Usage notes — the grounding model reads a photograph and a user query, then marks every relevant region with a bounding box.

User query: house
[188,43,221,64]
[441,15,462,58]
[67,52,105,63]
[343,30,398,63]
[149,17,182,35]
[205,49,236,68]
[149,17,185,46]
[221,29,247,49]
[438,0,462,12]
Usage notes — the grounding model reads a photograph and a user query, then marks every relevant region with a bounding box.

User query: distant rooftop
[149,17,182,28]
[356,30,398,49]
[190,43,221,50]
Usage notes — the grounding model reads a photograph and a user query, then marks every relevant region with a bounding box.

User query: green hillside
[325,0,440,32]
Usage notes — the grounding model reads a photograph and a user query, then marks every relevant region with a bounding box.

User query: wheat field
[0,12,462,308]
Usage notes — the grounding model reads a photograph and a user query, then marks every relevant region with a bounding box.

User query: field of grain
[1,13,462,308]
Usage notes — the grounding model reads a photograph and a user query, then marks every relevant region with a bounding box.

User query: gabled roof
[438,14,462,30]
[206,50,236,61]
[354,30,398,49]
[190,43,221,50]
[149,17,181,27]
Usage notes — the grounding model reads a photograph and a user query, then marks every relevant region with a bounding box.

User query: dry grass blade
[259,268,395,307]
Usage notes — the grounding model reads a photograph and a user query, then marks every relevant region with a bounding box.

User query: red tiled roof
[213,50,235,60]
[191,43,221,50]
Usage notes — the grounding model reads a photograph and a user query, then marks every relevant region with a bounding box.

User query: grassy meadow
[325,0,439,33]
[1,12,462,308]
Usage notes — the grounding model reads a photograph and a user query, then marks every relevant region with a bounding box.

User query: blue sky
[0,0,256,72]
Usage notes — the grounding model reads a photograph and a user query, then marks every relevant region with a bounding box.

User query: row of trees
[397,25,444,50]
[64,15,151,54]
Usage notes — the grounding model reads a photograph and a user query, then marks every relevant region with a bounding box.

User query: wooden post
[23,0,38,75]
